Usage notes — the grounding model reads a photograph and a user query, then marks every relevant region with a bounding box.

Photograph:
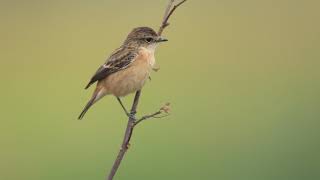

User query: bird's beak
[156,37,168,43]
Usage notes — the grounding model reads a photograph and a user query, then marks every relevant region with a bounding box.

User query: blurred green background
[1,0,320,179]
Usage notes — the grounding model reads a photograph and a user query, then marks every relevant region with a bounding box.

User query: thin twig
[158,0,174,35]
[158,0,187,35]
[134,111,169,126]
[107,1,186,179]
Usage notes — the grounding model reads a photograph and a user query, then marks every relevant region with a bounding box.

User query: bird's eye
[145,38,153,43]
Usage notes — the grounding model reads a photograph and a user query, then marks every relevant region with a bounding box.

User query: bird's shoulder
[84,46,139,89]
[105,46,139,67]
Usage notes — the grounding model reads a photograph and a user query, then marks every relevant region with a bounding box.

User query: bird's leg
[116,97,136,120]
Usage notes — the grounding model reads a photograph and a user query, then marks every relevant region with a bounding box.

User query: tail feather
[85,82,93,89]
[78,89,103,120]
[79,85,106,120]
[78,97,96,120]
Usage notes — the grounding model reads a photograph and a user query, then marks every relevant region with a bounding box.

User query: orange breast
[99,47,154,97]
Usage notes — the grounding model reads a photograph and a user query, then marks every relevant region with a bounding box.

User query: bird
[78,27,168,120]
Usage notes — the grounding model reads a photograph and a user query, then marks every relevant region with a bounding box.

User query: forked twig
[107,91,141,180]
[107,1,186,180]
[134,103,171,126]
[158,0,187,35]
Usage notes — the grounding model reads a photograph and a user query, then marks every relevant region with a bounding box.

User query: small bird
[78,27,167,120]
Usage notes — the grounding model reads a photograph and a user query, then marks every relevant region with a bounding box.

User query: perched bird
[78,27,167,120]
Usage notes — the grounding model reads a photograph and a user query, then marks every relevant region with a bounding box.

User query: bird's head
[124,27,168,50]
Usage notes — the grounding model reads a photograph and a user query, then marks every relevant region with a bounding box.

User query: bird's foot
[126,112,136,120]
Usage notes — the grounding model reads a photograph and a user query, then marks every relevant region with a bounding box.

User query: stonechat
[78,27,168,120]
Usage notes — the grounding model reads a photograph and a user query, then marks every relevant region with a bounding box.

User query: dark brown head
[123,27,168,49]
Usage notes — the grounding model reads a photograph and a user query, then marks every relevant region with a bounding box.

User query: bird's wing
[84,47,138,89]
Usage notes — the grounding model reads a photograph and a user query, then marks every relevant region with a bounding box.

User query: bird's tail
[78,88,104,120]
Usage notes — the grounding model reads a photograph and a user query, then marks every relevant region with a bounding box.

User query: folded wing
[85,47,137,89]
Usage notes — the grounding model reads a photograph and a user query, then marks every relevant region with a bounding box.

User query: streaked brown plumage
[78,27,167,120]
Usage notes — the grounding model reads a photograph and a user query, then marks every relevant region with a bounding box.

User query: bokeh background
[1,0,320,179]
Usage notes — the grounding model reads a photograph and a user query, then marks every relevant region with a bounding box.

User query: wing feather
[84,47,137,89]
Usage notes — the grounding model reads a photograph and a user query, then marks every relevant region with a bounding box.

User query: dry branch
[106,1,186,180]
